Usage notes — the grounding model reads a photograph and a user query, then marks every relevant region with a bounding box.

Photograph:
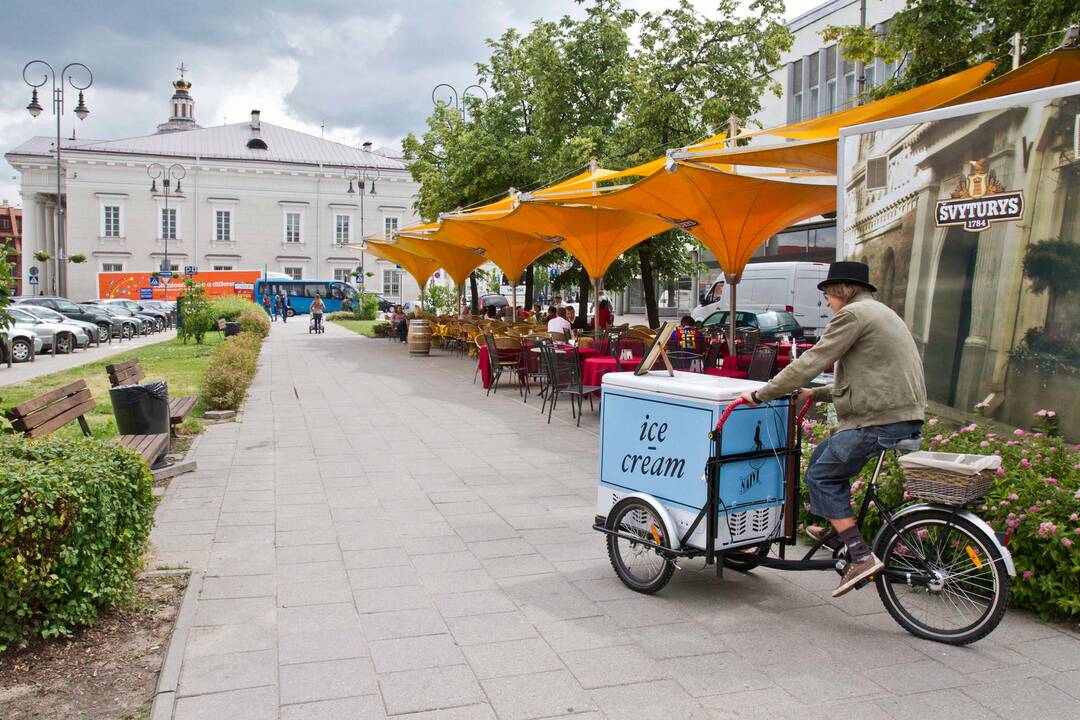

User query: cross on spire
[177,62,188,80]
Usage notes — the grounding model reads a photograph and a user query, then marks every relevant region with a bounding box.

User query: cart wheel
[721,542,771,572]
[606,497,675,594]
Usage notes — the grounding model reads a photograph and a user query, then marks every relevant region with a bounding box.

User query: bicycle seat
[879,435,922,452]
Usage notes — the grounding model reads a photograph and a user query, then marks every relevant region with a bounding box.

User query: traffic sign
[159,271,173,277]
[28,266,39,277]
[148,276,161,286]
[139,288,153,300]
[184,265,198,275]
[28,274,39,285]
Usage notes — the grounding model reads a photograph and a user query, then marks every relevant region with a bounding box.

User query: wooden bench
[105,358,197,433]
[5,380,169,464]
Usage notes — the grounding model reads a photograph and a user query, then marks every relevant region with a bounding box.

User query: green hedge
[199,331,264,411]
[799,409,1079,620]
[0,436,154,651]
[210,296,261,322]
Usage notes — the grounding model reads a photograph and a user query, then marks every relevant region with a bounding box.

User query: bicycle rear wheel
[874,509,1009,645]
[606,497,675,594]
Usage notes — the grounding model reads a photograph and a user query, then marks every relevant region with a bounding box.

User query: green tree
[614,0,791,326]
[0,241,14,330]
[823,0,1080,102]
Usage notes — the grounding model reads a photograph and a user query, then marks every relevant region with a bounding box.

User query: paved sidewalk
[152,319,1080,719]
[0,328,177,387]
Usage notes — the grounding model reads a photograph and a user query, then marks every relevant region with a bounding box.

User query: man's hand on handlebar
[738,391,758,407]
[739,387,813,408]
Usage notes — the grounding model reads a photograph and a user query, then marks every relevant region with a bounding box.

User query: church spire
[156,62,202,134]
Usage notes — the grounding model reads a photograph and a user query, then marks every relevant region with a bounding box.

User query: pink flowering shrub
[799,408,1079,620]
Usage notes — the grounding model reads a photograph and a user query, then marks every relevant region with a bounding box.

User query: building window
[0,217,10,231]
[283,266,303,280]
[285,211,302,243]
[158,260,180,273]
[825,45,837,114]
[101,262,124,272]
[384,216,399,236]
[844,60,857,106]
[789,59,804,122]
[866,156,888,189]
[807,52,820,119]
[335,214,351,244]
[864,63,876,89]
[215,209,233,242]
[160,207,177,240]
[103,205,121,237]
[382,268,401,297]
[333,267,352,283]
[213,264,234,271]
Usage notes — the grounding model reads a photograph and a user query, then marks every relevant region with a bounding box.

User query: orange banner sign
[97,270,262,301]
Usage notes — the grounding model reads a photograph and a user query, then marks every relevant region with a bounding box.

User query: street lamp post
[147,162,186,300]
[23,60,92,297]
[345,167,380,291]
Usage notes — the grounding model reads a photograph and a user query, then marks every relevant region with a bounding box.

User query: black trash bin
[223,321,241,337]
[110,380,171,452]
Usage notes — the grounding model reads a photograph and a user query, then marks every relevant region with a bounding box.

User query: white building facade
[6,76,424,304]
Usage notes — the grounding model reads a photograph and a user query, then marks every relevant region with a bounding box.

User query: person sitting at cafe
[389,304,408,343]
[672,315,704,353]
[565,305,588,331]
[547,305,572,339]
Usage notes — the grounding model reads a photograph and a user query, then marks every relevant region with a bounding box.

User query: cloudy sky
[0,0,824,206]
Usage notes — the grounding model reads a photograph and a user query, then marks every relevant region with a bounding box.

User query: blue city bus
[253,278,359,316]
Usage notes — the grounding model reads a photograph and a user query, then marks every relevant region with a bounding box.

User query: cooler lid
[602,370,764,402]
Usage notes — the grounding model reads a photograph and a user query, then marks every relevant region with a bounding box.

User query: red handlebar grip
[714,397,747,433]
[796,399,813,425]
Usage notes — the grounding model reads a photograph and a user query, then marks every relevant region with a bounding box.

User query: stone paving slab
[152,318,1080,719]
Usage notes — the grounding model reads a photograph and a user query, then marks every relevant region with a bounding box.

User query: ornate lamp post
[147,162,186,300]
[344,167,380,290]
[431,83,489,121]
[23,60,93,296]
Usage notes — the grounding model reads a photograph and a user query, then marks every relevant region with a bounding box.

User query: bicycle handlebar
[713,395,815,436]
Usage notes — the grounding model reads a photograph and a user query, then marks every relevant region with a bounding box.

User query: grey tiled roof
[7,122,404,171]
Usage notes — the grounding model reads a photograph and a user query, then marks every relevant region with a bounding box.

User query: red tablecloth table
[582,355,641,389]
[477,346,521,389]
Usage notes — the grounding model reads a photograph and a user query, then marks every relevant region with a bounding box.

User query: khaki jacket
[756,292,926,432]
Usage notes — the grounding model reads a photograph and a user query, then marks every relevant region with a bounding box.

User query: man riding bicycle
[739,261,927,597]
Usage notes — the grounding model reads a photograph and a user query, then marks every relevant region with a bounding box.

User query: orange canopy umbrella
[415,218,554,286]
[543,160,836,348]
[359,241,442,297]
[674,137,838,174]
[941,47,1080,106]
[389,233,488,287]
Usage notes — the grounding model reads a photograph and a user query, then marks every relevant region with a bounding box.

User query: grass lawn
[0,335,223,441]
[330,319,383,337]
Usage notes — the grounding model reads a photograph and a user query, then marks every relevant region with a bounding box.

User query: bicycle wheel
[874,509,1009,645]
[721,542,771,572]
[606,497,675,594]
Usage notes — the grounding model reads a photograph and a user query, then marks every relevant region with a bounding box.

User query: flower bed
[800,409,1079,620]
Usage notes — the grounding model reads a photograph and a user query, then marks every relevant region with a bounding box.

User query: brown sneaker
[806,525,842,551]
[832,553,885,598]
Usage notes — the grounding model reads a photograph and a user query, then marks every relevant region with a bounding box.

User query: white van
[691,261,833,337]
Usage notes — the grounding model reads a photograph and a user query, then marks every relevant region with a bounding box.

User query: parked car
[479,294,508,310]
[403,301,425,316]
[700,305,805,343]
[14,305,100,346]
[1,326,44,363]
[78,303,138,339]
[15,295,120,343]
[139,299,177,325]
[90,299,168,332]
[372,294,394,313]
[692,262,832,337]
[6,306,91,353]
[85,301,156,334]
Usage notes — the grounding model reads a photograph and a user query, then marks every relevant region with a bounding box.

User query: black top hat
[818,261,877,292]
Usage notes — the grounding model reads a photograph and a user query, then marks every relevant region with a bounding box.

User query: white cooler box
[597,371,793,551]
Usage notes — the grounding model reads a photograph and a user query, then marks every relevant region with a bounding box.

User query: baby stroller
[309,314,325,334]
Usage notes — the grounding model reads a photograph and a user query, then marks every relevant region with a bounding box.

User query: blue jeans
[805,421,922,520]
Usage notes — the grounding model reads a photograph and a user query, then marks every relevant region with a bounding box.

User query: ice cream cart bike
[592,325,1014,645]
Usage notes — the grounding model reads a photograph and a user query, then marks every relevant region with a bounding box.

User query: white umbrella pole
[592,276,603,340]
[725,272,739,356]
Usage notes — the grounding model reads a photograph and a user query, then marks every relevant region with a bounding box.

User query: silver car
[1,326,45,362]
[15,305,100,344]
[6,306,91,353]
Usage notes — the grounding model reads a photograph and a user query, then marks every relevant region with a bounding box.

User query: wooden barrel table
[408,319,432,355]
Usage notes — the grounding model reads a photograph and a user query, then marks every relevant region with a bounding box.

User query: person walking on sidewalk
[276,291,288,323]
[262,292,274,321]
[310,293,325,333]
[738,261,926,598]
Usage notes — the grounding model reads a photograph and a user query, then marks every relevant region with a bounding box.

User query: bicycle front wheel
[874,509,1009,645]
[606,497,675,594]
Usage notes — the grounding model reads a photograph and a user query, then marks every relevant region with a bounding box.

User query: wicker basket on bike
[898,451,1001,505]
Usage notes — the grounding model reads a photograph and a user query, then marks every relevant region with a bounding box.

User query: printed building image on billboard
[840,86,1080,438]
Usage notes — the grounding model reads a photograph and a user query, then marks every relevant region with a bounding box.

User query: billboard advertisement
[838,82,1080,438]
[97,270,261,302]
